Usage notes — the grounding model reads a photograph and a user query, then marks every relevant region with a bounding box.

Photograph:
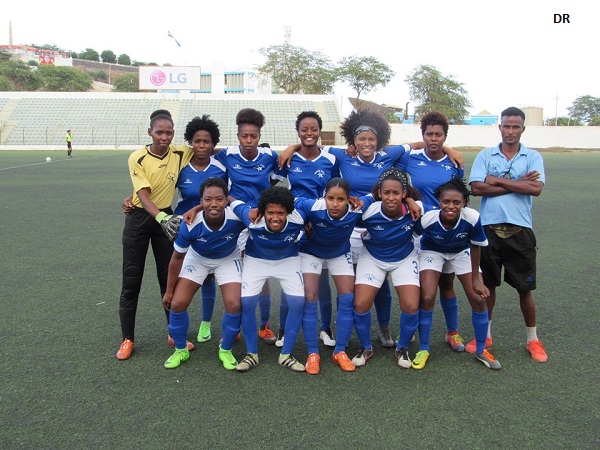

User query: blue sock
[318,272,332,331]
[241,295,259,354]
[418,309,434,351]
[168,310,189,349]
[302,301,319,354]
[397,311,419,349]
[221,312,241,351]
[440,296,459,332]
[281,295,304,355]
[472,310,489,354]
[279,292,289,331]
[258,294,271,327]
[373,279,392,327]
[354,309,372,350]
[201,278,217,322]
[334,293,354,354]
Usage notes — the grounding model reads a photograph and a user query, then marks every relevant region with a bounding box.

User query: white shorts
[355,248,420,288]
[419,249,474,275]
[350,227,366,264]
[300,252,354,277]
[242,255,304,297]
[179,249,243,285]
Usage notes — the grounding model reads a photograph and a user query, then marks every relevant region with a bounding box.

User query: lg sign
[139,66,200,90]
[150,70,188,86]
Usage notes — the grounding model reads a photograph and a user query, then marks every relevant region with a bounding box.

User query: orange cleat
[116,338,134,360]
[526,339,548,363]
[305,353,321,375]
[258,322,276,345]
[168,335,196,351]
[465,337,493,354]
[332,351,356,372]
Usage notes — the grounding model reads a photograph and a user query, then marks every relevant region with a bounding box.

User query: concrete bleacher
[0,92,342,148]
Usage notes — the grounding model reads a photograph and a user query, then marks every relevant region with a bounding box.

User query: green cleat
[197,321,212,343]
[219,346,237,370]
[164,348,190,369]
[412,350,430,370]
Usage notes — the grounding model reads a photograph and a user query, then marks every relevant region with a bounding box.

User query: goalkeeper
[116,109,193,360]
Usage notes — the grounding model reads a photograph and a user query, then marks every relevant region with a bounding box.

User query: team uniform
[353,201,425,354]
[398,148,463,208]
[412,207,492,361]
[274,150,340,342]
[399,147,465,343]
[119,145,192,343]
[167,207,246,357]
[214,145,283,207]
[322,144,411,336]
[173,156,228,337]
[274,151,339,199]
[214,145,284,332]
[174,157,227,215]
[295,196,374,357]
[414,207,487,275]
[231,200,308,367]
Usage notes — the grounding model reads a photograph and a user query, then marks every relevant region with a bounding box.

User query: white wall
[391,124,600,149]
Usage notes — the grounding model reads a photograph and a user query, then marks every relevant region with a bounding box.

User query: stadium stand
[0,93,342,147]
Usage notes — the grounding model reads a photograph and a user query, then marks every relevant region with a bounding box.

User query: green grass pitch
[0,150,598,449]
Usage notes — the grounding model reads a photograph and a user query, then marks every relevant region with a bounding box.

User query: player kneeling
[162,178,245,370]
[413,177,501,370]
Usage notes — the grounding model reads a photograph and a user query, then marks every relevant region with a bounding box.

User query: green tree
[37,66,93,91]
[101,50,117,64]
[567,95,600,124]
[68,51,78,59]
[545,116,582,126]
[588,116,600,126]
[117,54,131,65]
[0,60,42,90]
[78,48,100,62]
[256,44,337,94]
[338,55,395,100]
[113,73,139,92]
[0,75,12,91]
[29,43,64,52]
[27,60,39,67]
[405,64,471,124]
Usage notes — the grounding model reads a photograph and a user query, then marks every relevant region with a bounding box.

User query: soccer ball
[46,157,51,162]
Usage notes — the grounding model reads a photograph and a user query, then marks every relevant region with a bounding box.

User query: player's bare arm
[163,251,185,310]
[484,173,544,196]
[277,144,301,169]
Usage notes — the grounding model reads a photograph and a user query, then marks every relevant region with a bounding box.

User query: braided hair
[372,168,421,201]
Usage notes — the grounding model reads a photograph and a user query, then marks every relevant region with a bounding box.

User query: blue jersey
[274,151,339,198]
[323,145,410,196]
[174,158,228,215]
[413,207,488,253]
[295,196,374,258]
[357,201,424,262]
[232,201,307,261]
[173,207,246,259]
[398,149,463,207]
[214,146,284,207]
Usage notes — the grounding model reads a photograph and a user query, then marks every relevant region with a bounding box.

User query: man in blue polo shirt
[468,106,548,363]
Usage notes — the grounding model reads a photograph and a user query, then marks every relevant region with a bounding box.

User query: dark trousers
[119,208,173,341]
